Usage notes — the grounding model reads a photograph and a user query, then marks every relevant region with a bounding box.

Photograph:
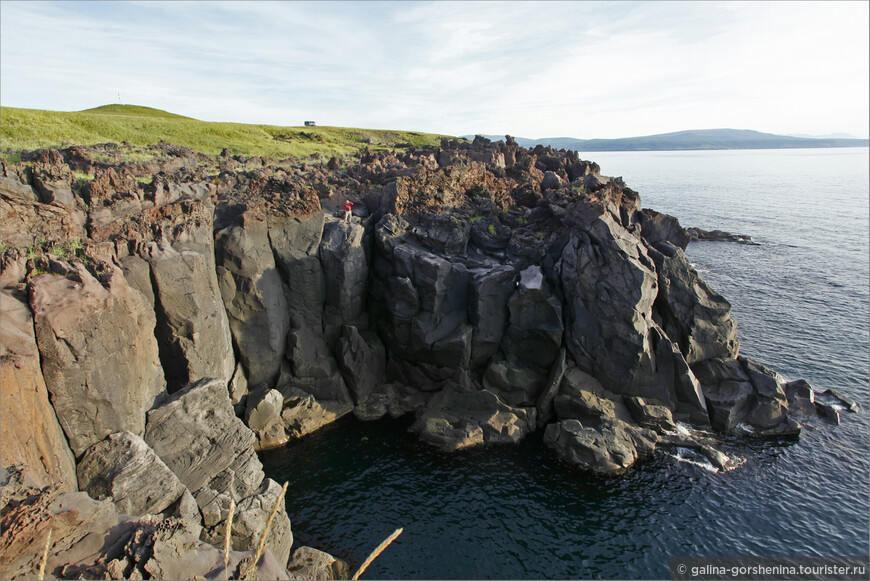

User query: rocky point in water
[0,136,853,579]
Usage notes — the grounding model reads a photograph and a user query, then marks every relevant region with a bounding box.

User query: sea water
[261,147,870,579]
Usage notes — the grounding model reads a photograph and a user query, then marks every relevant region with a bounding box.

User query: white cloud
[1,1,867,138]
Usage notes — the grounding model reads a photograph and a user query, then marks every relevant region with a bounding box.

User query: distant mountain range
[462,128,869,151]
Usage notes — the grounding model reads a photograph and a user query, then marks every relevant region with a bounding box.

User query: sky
[1,1,868,139]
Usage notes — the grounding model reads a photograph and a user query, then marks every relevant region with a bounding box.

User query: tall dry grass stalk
[224,498,236,581]
[37,528,52,581]
[351,527,403,581]
[239,481,289,581]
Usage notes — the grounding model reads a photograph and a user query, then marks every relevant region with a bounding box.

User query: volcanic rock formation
[1,135,848,579]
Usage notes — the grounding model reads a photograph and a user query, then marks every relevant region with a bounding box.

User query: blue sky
[1,1,868,138]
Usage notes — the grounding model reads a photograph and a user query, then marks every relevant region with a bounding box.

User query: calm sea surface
[262,148,870,579]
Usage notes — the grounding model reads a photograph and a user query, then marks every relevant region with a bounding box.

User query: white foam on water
[669,447,720,473]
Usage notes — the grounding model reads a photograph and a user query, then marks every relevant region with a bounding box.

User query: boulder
[544,418,658,473]
[624,397,677,433]
[820,388,860,412]
[281,387,354,438]
[692,357,798,435]
[144,378,264,501]
[245,389,290,451]
[353,383,429,421]
[216,217,290,388]
[0,290,77,492]
[411,388,536,450]
[0,466,289,581]
[76,431,189,518]
[29,264,166,456]
[286,546,350,581]
[541,170,562,190]
[815,401,841,424]
[219,478,293,568]
[411,213,472,254]
[0,176,37,202]
[144,378,292,564]
[554,367,635,425]
[784,379,816,417]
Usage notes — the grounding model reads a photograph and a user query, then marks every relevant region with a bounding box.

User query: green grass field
[0,104,454,160]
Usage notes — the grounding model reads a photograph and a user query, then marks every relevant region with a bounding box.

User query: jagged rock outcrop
[648,241,739,364]
[76,431,190,519]
[245,388,290,451]
[28,264,166,457]
[544,418,658,473]
[484,265,563,406]
[411,387,536,450]
[215,214,290,388]
[0,290,77,491]
[143,378,293,565]
[0,465,290,581]
[0,134,830,504]
[691,356,800,435]
[145,241,235,391]
[638,208,691,249]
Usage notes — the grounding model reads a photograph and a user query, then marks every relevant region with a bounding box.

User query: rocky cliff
[1,136,849,579]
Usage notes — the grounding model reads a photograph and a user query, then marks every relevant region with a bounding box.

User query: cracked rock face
[1,136,821,494]
[28,265,166,457]
[76,431,188,518]
[0,290,77,492]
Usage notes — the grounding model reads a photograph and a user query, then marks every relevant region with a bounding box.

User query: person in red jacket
[343,200,354,222]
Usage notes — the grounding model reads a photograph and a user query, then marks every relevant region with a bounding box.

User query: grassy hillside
[0,105,453,159]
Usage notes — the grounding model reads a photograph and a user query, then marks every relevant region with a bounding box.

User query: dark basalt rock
[687,227,758,245]
[0,135,839,505]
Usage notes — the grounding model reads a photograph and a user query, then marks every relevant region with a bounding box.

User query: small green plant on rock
[470,216,482,223]
[48,243,67,257]
[26,242,42,260]
[536,231,546,240]
[487,223,497,235]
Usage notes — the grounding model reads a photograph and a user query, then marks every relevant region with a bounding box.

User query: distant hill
[80,104,195,119]
[464,129,869,151]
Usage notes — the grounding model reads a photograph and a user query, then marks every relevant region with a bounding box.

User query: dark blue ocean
[262,148,870,579]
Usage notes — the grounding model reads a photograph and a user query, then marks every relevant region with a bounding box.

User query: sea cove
[263,148,870,579]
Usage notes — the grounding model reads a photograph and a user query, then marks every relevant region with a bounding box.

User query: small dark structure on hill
[304,121,316,126]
